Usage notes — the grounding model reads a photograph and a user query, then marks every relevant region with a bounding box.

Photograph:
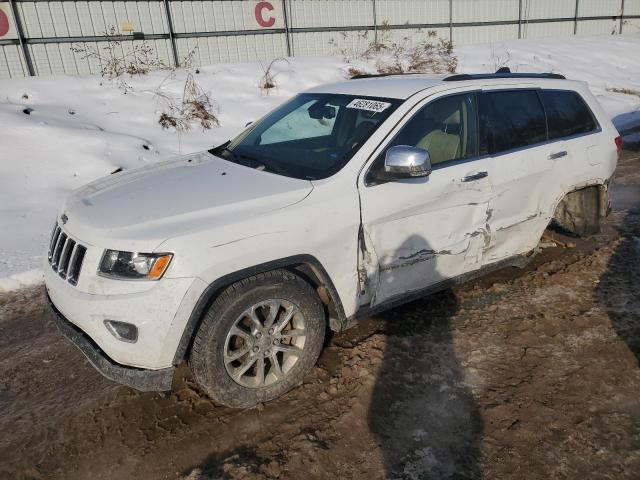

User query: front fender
[170,254,346,365]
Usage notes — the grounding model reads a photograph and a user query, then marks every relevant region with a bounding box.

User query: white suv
[45,72,620,407]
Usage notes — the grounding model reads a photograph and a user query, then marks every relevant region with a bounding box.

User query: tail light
[615,135,623,157]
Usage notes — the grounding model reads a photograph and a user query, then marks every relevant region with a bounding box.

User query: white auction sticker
[346,99,391,113]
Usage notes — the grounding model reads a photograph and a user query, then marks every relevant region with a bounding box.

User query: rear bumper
[47,293,174,391]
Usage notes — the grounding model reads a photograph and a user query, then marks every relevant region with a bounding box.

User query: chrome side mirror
[383,145,432,179]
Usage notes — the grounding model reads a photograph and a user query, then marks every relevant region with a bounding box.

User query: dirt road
[1,151,640,480]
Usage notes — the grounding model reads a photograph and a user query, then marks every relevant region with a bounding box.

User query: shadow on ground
[595,206,640,364]
[180,235,483,479]
[367,235,482,479]
[368,291,483,479]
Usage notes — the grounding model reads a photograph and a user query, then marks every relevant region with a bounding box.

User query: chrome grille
[48,225,87,286]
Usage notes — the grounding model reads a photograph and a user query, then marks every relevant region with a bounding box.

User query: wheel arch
[549,179,611,237]
[172,254,347,365]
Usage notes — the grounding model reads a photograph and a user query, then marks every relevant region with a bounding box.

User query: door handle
[548,150,568,160]
[462,171,488,182]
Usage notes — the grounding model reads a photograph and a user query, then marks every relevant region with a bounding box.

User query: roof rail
[349,72,427,80]
[349,71,566,81]
[444,72,566,81]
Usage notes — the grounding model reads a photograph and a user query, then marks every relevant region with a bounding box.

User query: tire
[190,269,326,408]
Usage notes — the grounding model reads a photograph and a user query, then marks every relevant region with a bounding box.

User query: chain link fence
[0,0,639,78]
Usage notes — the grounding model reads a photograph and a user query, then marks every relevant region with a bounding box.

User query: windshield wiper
[237,152,287,175]
[210,144,255,168]
[209,142,236,160]
[210,144,285,175]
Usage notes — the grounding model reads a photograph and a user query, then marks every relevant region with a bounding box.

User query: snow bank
[456,35,640,129]
[0,270,43,293]
[1,35,639,289]
[0,57,349,281]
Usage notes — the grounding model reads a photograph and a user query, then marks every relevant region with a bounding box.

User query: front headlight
[98,250,173,280]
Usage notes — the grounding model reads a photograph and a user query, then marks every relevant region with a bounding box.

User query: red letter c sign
[255,1,275,28]
[0,8,10,37]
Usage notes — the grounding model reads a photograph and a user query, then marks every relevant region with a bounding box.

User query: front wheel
[190,270,326,408]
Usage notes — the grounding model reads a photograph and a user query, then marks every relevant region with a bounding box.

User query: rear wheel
[190,270,326,408]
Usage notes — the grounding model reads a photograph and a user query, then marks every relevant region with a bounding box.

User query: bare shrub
[371,32,457,74]
[328,30,371,62]
[360,20,394,58]
[345,66,366,78]
[606,87,640,99]
[342,23,457,75]
[409,33,457,73]
[258,58,290,94]
[488,43,512,72]
[157,73,219,132]
[71,26,166,81]
[179,45,199,70]
[158,112,179,130]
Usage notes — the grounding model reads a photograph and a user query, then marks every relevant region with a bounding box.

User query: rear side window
[479,90,547,155]
[540,90,598,139]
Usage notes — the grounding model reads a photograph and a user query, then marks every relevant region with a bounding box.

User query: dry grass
[157,73,219,132]
[338,23,457,76]
[374,28,457,75]
[606,87,640,99]
[258,58,290,94]
[488,43,512,72]
[71,26,166,82]
[345,66,367,79]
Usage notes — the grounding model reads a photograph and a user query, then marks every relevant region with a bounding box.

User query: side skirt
[345,253,530,328]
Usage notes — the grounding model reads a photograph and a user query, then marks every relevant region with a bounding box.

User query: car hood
[61,151,313,250]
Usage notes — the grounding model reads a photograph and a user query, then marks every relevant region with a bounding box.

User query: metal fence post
[8,0,35,76]
[518,0,523,39]
[162,0,180,67]
[372,0,377,44]
[449,0,453,41]
[282,0,292,57]
[4,0,634,79]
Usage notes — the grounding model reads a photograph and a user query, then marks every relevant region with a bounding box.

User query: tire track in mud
[1,152,639,480]
[0,286,381,479]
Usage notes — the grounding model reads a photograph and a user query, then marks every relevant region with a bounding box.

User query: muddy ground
[1,150,640,480]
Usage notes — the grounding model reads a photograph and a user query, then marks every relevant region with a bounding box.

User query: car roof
[305,74,450,100]
[305,72,577,100]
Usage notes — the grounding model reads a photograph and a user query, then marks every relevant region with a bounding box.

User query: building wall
[0,0,637,78]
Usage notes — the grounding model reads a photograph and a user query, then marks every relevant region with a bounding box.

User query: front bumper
[43,258,207,369]
[47,293,174,391]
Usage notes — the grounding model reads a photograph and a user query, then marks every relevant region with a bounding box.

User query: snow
[0,57,349,284]
[1,34,640,290]
[0,270,43,293]
[456,35,640,129]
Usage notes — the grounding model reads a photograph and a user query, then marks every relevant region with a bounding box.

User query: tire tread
[190,269,324,407]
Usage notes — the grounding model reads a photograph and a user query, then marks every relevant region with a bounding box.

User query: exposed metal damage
[497,212,540,231]
[380,247,451,272]
[358,193,495,305]
[357,180,611,309]
[552,184,609,236]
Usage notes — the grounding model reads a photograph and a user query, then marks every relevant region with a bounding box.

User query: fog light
[104,320,138,343]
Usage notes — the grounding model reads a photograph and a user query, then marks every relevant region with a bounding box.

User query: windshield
[210,93,402,180]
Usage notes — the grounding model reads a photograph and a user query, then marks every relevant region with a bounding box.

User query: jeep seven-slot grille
[48,225,86,286]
